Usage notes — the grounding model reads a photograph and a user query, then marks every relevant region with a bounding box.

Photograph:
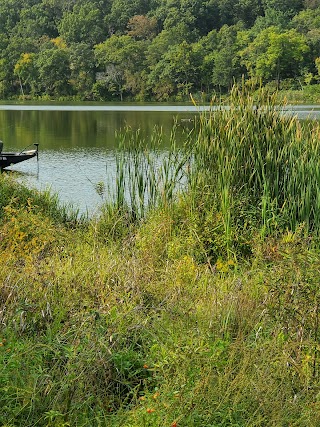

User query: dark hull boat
[0,142,39,169]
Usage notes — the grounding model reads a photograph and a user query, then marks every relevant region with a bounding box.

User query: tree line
[1,0,320,101]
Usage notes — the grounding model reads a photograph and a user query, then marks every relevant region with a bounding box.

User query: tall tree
[95,35,147,100]
[69,42,96,97]
[106,0,151,34]
[13,3,59,39]
[58,2,106,46]
[0,0,24,34]
[240,26,309,87]
[215,0,264,27]
[14,53,37,95]
[126,15,158,40]
[211,24,244,90]
[262,0,304,17]
[303,0,320,8]
[36,44,71,95]
[148,40,202,99]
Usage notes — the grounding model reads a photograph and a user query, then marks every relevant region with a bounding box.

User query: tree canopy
[0,0,319,100]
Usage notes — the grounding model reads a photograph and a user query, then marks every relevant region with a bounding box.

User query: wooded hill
[2,0,320,100]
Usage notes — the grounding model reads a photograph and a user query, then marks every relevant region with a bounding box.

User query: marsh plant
[188,86,320,251]
[97,86,320,262]
[103,124,191,221]
[102,86,320,259]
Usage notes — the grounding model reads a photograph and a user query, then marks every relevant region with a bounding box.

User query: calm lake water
[0,105,199,215]
[1,104,320,216]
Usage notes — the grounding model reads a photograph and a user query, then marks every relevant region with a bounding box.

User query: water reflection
[0,110,195,150]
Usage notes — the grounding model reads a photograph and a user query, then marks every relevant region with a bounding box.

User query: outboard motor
[0,141,3,153]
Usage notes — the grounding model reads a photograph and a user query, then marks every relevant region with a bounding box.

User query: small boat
[0,141,39,169]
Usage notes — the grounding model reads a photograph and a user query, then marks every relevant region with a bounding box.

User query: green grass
[276,83,320,104]
[1,87,320,426]
[0,172,84,226]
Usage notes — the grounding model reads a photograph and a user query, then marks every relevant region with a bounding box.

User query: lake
[0,105,199,215]
[1,104,320,216]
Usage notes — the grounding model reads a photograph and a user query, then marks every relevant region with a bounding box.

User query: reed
[105,124,190,222]
[189,85,320,247]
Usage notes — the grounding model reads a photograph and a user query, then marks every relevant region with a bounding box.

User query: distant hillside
[1,0,320,100]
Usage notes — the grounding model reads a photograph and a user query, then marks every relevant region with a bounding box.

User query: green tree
[58,2,106,46]
[146,23,196,69]
[14,53,37,96]
[194,30,219,92]
[291,8,320,33]
[211,24,244,90]
[291,9,320,75]
[36,45,71,96]
[13,3,59,39]
[152,0,221,36]
[252,8,292,33]
[94,35,147,100]
[148,40,203,99]
[69,42,95,97]
[0,58,12,97]
[2,32,38,97]
[240,26,309,87]
[215,0,264,27]
[262,0,304,17]
[0,0,23,34]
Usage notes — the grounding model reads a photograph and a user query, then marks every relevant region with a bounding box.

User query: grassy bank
[274,84,320,105]
[1,88,320,426]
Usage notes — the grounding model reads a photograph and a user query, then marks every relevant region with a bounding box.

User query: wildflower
[146,408,155,413]
[171,422,178,427]
[139,396,146,401]
[153,392,160,399]
[143,364,149,369]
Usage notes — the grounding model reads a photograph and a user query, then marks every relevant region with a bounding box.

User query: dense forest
[1,0,320,100]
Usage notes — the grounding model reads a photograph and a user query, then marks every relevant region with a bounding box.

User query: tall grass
[189,86,320,246]
[104,124,191,221]
[97,85,320,258]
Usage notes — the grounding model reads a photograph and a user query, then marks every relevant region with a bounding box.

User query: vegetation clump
[1,89,320,426]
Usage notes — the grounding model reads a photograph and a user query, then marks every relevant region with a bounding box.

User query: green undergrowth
[276,84,320,104]
[2,88,320,426]
[0,173,85,226]
[1,185,320,426]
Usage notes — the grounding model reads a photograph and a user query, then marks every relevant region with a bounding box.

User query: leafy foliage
[0,0,318,99]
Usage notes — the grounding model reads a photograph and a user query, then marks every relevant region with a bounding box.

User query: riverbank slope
[1,88,320,426]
